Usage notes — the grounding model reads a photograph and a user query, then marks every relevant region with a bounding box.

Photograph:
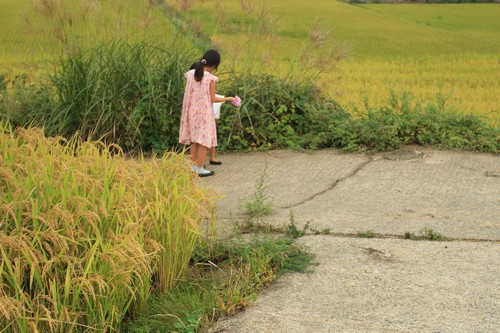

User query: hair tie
[201,59,207,65]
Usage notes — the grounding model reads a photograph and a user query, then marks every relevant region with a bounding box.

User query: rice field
[0,0,181,72]
[334,55,500,125]
[0,123,214,331]
[165,0,500,125]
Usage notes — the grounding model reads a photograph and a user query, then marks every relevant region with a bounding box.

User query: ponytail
[190,61,205,82]
[189,50,221,82]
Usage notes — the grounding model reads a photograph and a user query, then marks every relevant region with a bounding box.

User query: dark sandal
[198,170,214,177]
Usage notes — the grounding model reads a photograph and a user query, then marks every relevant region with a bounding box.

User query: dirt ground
[201,148,499,333]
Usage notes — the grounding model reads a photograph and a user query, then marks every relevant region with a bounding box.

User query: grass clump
[404,227,447,241]
[358,229,375,238]
[123,236,316,333]
[0,123,213,332]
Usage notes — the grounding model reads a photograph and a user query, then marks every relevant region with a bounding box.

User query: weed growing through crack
[285,211,330,238]
[404,227,446,241]
[358,229,375,238]
[285,210,308,239]
[236,219,282,234]
[308,225,331,235]
[242,164,273,220]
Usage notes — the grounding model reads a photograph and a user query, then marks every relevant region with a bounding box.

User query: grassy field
[0,0,181,72]
[1,0,499,124]
[165,0,500,125]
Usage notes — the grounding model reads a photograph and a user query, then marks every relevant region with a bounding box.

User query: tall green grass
[0,123,214,332]
[52,40,194,152]
[2,41,195,152]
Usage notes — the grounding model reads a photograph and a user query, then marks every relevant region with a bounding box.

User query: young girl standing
[179,49,236,177]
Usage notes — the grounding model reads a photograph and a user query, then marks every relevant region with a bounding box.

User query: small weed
[172,312,199,333]
[242,164,273,219]
[237,219,281,234]
[420,227,446,241]
[309,226,331,235]
[238,211,329,238]
[404,231,420,240]
[358,229,375,238]
[404,227,446,241]
[285,211,308,239]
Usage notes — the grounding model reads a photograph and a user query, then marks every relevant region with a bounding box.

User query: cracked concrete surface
[284,158,374,210]
[201,148,499,333]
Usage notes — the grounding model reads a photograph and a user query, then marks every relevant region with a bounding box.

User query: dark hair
[191,49,221,82]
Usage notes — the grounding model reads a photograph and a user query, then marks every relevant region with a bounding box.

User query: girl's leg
[209,146,217,161]
[195,144,208,167]
[191,143,214,177]
[190,143,199,164]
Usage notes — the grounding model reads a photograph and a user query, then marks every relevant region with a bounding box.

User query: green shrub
[217,72,344,150]
[320,94,499,153]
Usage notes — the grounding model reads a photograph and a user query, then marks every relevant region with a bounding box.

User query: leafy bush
[217,72,344,150]
[0,124,213,332]
[368,95,497,152]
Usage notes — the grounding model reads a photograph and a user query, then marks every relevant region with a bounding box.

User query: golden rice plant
[0,123,214,332]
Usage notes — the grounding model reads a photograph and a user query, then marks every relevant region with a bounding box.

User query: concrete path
[201,148,499,333]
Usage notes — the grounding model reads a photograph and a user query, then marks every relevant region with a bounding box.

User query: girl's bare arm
[210,81,236,103]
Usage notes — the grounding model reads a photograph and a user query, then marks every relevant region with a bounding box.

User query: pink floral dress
[178,70,218,148]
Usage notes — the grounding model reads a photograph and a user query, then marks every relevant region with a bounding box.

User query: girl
[179,49,236,177]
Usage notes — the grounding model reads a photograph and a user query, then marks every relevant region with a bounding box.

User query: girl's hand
[231,96,242,107]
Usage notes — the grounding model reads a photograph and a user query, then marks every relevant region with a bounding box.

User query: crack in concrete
[326,232,498,243]
[282,158,374,210]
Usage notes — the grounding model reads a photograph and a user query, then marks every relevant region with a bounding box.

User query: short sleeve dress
[178,69,218,148]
